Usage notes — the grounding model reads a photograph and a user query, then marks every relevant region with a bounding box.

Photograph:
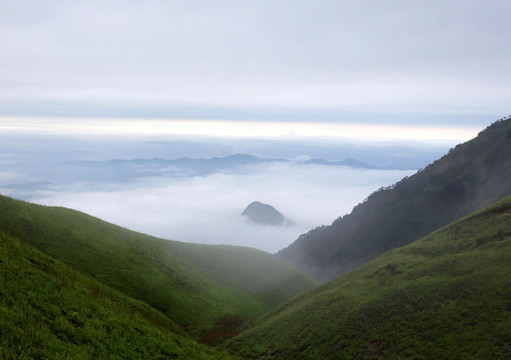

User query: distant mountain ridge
[56,153,287,182]
[277,116,511,282]
[51,154,390,184]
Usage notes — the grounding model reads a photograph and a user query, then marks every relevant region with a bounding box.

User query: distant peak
[242,201,286,226]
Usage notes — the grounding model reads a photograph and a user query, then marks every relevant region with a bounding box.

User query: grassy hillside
[0,227,240,359]
[227,195,511,359]
[0,194,316,341]
[278,115,511,281]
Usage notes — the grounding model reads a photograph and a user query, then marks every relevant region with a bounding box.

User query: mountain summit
[277,115,511,282]
[242,201,286,226]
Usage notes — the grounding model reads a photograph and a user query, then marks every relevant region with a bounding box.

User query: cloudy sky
[0,1,510,252]
[0,0,509,127]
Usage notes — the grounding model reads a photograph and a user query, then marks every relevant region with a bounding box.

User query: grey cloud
[0,1,510,116]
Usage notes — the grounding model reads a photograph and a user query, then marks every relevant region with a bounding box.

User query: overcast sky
[1,0,509,125]
[3,1,510,252]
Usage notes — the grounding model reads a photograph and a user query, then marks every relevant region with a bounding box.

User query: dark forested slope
[278,115,511,281]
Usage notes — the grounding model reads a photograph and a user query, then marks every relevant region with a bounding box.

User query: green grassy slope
[0,194,316,340]
[227,196,511,359]
[0,228,240,359]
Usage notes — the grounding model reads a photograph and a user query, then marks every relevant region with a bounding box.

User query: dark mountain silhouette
[277,115,511,282]
[242,201,286,226]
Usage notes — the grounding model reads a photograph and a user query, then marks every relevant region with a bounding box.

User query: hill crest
[277,116,511,281]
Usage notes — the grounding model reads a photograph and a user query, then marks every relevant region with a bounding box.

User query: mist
[31,164,410,253]
[22,163,411,253]
[0,129,456,253]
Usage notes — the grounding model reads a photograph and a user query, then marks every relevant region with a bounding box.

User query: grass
[226,195,511,359]
[0,228,240,359]
[0,194,316,342]
[5,190,510,359]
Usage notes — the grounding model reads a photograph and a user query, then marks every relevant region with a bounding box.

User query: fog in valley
[24,163,415,253]
[0,132,447,253]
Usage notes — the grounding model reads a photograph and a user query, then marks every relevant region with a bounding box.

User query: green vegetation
[3,114,511,359]
[227,195,511,359]
[0,194,316,344]
[278,116,511,281]
[0,227,239,359]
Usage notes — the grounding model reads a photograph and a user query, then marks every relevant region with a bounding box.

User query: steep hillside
[0,227,240,359]
[227,195,511,359]
[278,115,511,281]
[0,194,316,341]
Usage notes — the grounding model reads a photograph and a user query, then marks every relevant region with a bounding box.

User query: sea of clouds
[0,134,449,253]
[5,161,412,253]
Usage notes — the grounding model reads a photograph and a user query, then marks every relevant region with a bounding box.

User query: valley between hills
[1,115,511,359]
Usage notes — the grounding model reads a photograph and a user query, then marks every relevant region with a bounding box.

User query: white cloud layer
[0,116,481,142]
[27,163,414,253]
